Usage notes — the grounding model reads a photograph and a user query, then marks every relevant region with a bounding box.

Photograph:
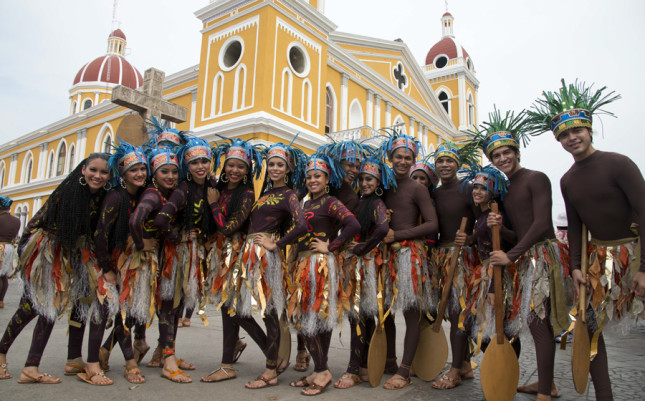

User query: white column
[8,154,18,187]
[94,92,99,106]
[366,90,374,128]
[458,76,466,131]
[409,117,416,138]
[190,91,197,131]
[340,73,349,130]
[373,94,381,129]
[77,128,87,159]
[385,101,392,127]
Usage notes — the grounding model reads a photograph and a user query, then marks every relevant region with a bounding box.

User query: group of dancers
[0,79,643,400]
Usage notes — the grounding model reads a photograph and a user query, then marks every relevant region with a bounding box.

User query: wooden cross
[392,62,407,90]
[111,67,187,145]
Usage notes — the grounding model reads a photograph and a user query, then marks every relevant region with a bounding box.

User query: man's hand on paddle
[454,231,469,247]
[489,250,511,266]
[572,269,591,296]
[632,271,645,297]
[487,212,502,229]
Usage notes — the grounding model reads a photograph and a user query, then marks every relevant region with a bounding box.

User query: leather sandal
[98,347,110,372]
[383,375,411,390]
[77,367,112,386]
[334,372,362,389]
[245,374,278,389]
[177,358,195,370]
[233,338,247,363]
[0,363,11,379]
[64,357,85,376]
[301,380,331,396]
[18,370,61,384]
[124,367,146,384]
[290,376,310,387]
[432,374,462,389]
[294,352,310,372]
[133,340,150,364]
[161,367,191,383]
[201,366,235,383]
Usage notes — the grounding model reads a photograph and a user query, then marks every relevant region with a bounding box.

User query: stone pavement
[0,280,643,400]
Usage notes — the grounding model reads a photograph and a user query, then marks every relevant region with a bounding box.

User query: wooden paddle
[480,203,519,401]
[367,250,388,387]
[412,217,468,381]
[278,312,292,365]
[572,224,590,394]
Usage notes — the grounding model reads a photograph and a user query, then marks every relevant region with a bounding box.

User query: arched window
[0,163,5,189]
[68,144,76,172]
[56,142,67,176]
[25,157,33,184]
[301,79,312,123]
[47,151,54,178]
[280,68,293,113]
[325,86,335,133]
[348,99,363,129]
[467,93,475,126]
[103,134,112,153]
[438,91,450,115]
[83,99,93,110]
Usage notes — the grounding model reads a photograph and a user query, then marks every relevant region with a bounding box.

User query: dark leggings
[528,308,555,396]
[384,313,396,361]
[99,312,136,361]
[0,294,55,367]
[233,309,280,369]
[159,299,182,358]
[395,308,420,378]
[0,276,8,302]
[220,311,241,364]
[589,328,613,400]
[346,314,375,375]
[67,303,85,360]
[181,307,194,320]
[303,330,333,372]
[297,333,306,352]
[449,308,469,369]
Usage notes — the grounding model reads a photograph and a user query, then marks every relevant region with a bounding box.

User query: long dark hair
[44,153,110,250]
[355,191,380,238]
[257,170,296,239]
[215,164,254,220]
[180,178,215,236]
[109,184,145,252]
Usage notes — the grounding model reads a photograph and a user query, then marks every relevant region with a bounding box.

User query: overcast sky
[1,0,643,221]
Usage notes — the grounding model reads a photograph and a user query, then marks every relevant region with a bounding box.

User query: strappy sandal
[0,363,11,379]
[77,368,113,386]
[201,366,236,383]
[64,357,85,376]
[98,347,110,372]
[290,376,310,387]
[177,358,195,370]
[133,340,150,364]
[383,375,411,390]
[161,367,191,383]
[431,374,462,389]
[301,380,331,396]
[245,374,278,389]
[276,358,290,375]
[18,370,61,384]
[334,372,362,389]
[124,367,146,384]
[294,352,310,372]
[146,346,162,368]
[233,338,247,363]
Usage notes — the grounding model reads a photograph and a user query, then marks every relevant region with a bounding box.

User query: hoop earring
[284,175,289,184]
[375,187,383,196]
[243,175,248,185]
[187,173,192,182]
[220,173,229,183]
[152,177,158,189]
[325,185,330,194]
[119,177,127,189]
[79,176,87,186]
[103,182,111,191]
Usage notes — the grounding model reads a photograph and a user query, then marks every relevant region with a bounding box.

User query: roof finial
[445,0,448,13]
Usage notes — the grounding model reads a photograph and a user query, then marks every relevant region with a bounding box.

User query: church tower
[69,29,143,116]
[424,12,479,134]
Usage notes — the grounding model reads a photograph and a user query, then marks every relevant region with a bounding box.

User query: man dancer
[528,79,644,400]
[484,109,569,401]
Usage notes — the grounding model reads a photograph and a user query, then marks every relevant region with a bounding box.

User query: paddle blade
[367,328,387,387]
[571,320,590,394]
[412,320,448,381]
[278,313,292,363]
[480,335,519,401]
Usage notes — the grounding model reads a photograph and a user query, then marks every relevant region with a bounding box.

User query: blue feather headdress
[304,153,345,189]
[460,163,509,200]
[376,127,423,160]
[144,116,187,150]
[177,135,212,179]
[145,146,179,175]
[360,156,397,191]
[211,136,265,180]
[409,157,439,188]
[317,137,372,164]
[108,138,148,187]
[0,195,13,210]
[264,134,307,191]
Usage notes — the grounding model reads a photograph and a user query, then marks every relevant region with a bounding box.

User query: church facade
[0,0,477,234]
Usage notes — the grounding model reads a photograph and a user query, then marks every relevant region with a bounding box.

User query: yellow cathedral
[0,0,478,235]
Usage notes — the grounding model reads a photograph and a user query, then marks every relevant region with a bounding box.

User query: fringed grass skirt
[287,251,339,335]
[338,246,379,320]
[0,242,17,277]
[382,240,431,313]
[159,238,204,310]
[118,242,158,325]
[229,234,284,318]
[204,233,244,309]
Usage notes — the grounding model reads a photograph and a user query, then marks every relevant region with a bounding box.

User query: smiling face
[82,158,110,193]
[188,158,211,184]
[224,158,249,187]
[435,156,458,182]
[154,164,178,191]
[267,156,288,185]
[489,146,521,177]
[558,127,594,160]
[389,148,415,177]
[358,173,378,196]
[122,163,147,192]
[472,183,492,206]
[410,170,429,187]
[306,169,329,198]
[340,159,360,184]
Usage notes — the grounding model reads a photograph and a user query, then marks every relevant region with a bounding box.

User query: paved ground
[0,280,643,400]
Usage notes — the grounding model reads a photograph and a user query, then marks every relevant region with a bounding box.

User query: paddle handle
[432,217,468,333]
[579,225,588,324]
[491,203,504,345]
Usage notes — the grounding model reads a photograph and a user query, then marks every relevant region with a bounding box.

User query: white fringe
[0,244,16,277]
[359,257,378,317]
[121,253,153,325]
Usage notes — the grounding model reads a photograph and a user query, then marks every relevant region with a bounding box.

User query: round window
[435,55,448,69]
[287,43,309,77]
[219,37,244,71]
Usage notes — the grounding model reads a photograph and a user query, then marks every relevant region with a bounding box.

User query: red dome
[110,29,126,40]
[442,12,453,18]
[425,37,471,66]
[73,55,142,89]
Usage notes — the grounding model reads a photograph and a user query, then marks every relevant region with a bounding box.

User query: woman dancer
[154,136,214,383]
[74,142,148,385]
[200,137,263,383]
[287,153,359,395]
[409,158,439,192]
[0,153,110,383]
[0,196,20,309]
[231,141,306,389]
[334,156,394,389]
